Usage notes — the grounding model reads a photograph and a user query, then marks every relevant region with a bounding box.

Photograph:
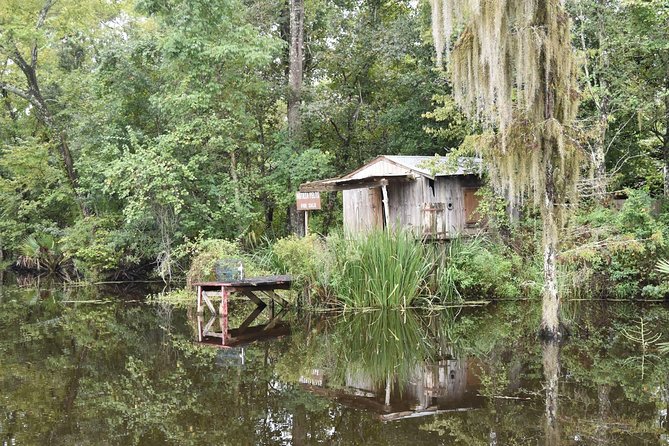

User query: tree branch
[37,0,56,30]
[32,0,56,68]
[328,118,348,145]
[0,81,34,104]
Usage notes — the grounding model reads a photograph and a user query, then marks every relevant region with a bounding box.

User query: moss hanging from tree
[431,0,583,338]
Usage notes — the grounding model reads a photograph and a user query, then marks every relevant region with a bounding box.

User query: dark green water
[1,277,669,445]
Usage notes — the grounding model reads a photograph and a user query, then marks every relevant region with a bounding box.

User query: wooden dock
[193,275,292,347]
[194,275,292,315]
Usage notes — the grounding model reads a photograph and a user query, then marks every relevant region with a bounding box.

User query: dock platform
[194,274,292,316]
[193,275,292,347]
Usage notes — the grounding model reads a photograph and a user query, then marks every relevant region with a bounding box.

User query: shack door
[369,187,384,230]
[463,188,481,226]
[422,203,446,239]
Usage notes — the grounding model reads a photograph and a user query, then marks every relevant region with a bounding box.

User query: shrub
[18,232,72,274]
[269,235,324,286]
[62,217,129,280]
[186,239,266,286]
[436,237,538,301]
[562,190,669,299]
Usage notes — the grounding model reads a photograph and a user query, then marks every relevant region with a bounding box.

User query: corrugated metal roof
[384,155,482,177]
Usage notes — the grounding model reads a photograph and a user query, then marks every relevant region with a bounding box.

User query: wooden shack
[300,155,483,239]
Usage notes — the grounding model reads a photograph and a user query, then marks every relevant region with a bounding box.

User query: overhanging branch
[0,81,34,104]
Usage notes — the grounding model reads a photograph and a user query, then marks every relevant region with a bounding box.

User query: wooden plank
[300,175,415,193]
[237,305,266,333]
[369,187,383,230]
[240,290,267,308]
[197,286,203,314]
[202,291,216,315]
[265,290,289,307]
[203,315,217,335]
[464,187,481,225]
[194,275,292,289]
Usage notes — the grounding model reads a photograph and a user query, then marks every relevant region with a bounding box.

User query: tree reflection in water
[543,340,560,446]
[3,279,669,444]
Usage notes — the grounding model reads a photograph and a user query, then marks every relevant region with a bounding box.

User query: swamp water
[1,278,669,445]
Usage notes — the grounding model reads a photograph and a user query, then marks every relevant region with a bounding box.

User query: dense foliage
[0,0,455,278]
[1,0,668,303]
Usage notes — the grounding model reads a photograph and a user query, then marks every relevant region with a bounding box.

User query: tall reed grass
[328,230,433,308]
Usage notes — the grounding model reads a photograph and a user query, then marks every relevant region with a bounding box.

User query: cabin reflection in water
[299,358,483,422]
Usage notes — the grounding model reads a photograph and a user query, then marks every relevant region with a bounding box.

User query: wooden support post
[304,210,309,236]
[220,315,228,346]
[220,286,229,317]
[381,180,390,230]
[197,314,203,342]
[197,286,203,314]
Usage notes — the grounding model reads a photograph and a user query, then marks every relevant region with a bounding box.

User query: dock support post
[197,314,203,342]
[220,286,229,346]
[197,285,203,314]
[220,286,229,317]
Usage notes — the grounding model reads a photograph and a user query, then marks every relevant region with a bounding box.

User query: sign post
[296,192,321,236]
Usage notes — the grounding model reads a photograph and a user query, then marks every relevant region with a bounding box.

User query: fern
[656,259,669,276]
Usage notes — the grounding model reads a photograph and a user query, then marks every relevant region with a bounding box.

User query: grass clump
[328,230,433,308]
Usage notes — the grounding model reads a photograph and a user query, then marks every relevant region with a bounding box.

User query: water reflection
[3,279,669,444]
[196,303,290,348]
[543,341,560,446]
[289,311,484,421]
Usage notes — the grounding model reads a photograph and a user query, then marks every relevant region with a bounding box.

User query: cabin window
[428,178,435,197]
[464,188,481,225]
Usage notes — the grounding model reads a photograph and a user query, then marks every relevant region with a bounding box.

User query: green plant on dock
[329,230,433,308]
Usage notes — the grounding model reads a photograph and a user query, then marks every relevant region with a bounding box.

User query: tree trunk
[229,150,244,234]
[321,191,338,235]
[292,403,308,445]
[594,384,610,445]
[542,341,560,446]
[2,43,89,216]
[288,0,304,139]
[542,153,561,339]
[590,0,610,199]
[663,69,669,197]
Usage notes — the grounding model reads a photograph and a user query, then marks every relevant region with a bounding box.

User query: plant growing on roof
[429,0,583,339]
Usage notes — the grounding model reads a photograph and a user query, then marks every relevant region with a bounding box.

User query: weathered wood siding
[346,158,410,179]
[343,175,481,238]
[343,188,383,233]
